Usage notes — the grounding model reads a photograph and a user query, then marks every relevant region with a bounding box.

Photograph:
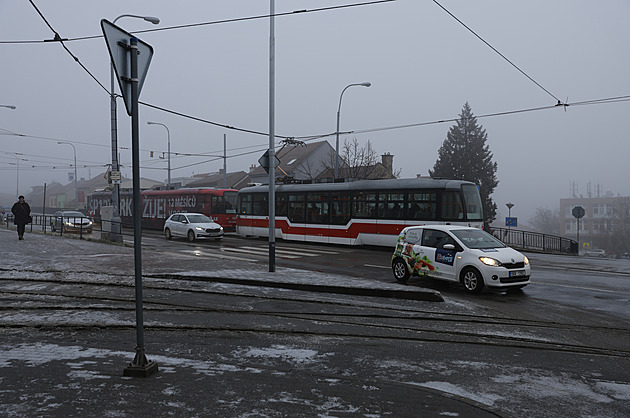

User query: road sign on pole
[101,19,154,116]
[258,150,280,174]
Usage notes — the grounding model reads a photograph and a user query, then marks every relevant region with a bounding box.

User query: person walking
[11,195,31,240]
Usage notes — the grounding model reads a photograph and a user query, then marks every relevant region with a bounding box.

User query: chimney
[381,153,393,176]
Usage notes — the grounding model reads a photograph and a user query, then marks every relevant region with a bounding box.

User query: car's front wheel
[164,228,172,240]
[392,258,410,283]
[461,267,484,293]
[187,230,196,242]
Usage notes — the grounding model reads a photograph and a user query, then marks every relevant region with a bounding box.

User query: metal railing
[489,226,577,255]
[2,213,128,241]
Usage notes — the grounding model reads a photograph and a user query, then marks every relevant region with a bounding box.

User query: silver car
[163,213,224,242]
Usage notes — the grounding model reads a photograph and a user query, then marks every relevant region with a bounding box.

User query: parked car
[50,210,93,233]
[585,249,606,258]
[163,213,224,242]
[391,225,530,293]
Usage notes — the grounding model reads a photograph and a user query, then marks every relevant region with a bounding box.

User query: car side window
[422,230,454,249]
[171,215,181,222]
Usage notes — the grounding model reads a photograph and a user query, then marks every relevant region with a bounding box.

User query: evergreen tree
[429,102,498,225]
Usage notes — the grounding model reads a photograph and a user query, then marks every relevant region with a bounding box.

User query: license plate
[509,270,526,277]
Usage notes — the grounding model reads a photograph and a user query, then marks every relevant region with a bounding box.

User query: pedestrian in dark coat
[11,195,31,240]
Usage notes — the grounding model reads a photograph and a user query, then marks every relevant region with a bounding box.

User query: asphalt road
[1,227,629,417]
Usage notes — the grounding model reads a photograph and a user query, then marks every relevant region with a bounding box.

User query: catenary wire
[433,0,562,104]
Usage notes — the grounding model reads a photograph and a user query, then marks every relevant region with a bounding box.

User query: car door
[170,214,184,237]
[420,229,458,282]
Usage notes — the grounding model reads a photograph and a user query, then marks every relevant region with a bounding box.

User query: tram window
[306,193,329,224]
[331,192,351,225]
[224,191,238,214]
[288,193,306,223]
[253,193,268,216]
[239,194,253,215]
[353,192,377,218]
[276,193,288,217]
[440,191,464,220]
[407,191,437,220]
[378,192,404,219]
[212,195,225,214]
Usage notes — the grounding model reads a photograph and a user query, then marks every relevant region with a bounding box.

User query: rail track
[2,267,629,359]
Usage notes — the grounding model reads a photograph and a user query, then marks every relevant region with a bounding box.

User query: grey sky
[1,0,629,223]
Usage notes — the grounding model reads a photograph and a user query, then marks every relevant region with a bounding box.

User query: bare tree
[528,207,560,235]
[323,138,399,180]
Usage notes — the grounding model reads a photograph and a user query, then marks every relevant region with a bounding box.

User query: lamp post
[335,82,371,180]
[147,121,171,188]
[109,14,159,240]
[12,154,19,200]
[58,142,78,208]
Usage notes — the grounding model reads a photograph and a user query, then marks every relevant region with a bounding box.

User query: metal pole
[147,122,170,188]
[223,133,227,188]
[13,154,19,200]
[125,37,156,376]
[334,82,371,180]
[73,144,78,208]
[268,0,276,272]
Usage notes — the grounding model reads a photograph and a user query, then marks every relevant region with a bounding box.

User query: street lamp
[109,14,160,240]
[506,202,514,218]
[147,121,171,188]
[335,82,371,180]
[0,105,16,109]
[58,142,78,208]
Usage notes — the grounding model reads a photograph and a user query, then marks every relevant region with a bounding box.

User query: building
[248,140,396,185]
[560,193,630,253]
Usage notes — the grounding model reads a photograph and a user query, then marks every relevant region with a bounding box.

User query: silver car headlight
[523,256,530,265]
[195,227,205,231]
[479,256,502,267]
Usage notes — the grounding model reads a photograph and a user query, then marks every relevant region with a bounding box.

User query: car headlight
[479,256,502,267]
[523,256,529,265]
[195,227,205,231]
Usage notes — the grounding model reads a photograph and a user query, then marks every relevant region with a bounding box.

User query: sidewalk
[0,229,508,417]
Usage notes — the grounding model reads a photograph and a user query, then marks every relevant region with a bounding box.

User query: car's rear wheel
[187,230,196,242]
[164,228,172,240]
[461,267,484,293]
[392,258,410,283]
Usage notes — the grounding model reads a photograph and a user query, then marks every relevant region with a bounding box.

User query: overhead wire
[433,0,563,104]
[1,1,396,44]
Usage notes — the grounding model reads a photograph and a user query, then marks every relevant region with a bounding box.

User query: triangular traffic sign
[101,19,154,116]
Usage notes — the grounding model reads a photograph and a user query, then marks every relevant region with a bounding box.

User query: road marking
[364,264,389,269]
[221,247,303,259]
[534,281,623,294]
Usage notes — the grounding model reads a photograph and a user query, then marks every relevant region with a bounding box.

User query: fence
[489,226,577,255]
[2,212,127,240]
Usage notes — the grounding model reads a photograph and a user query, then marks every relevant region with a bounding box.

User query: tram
[236,178,484,246]
[88,188,239,230]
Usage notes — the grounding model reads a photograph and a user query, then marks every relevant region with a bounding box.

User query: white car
[163,213,224,242]
[391,225,530,293]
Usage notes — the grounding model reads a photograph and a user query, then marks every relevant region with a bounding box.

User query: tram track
[1,271,629,359]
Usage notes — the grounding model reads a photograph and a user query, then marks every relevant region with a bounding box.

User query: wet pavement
[1,228,629,417]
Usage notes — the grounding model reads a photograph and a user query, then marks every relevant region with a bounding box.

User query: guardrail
[2,213,128,241]
[489,226,577,255]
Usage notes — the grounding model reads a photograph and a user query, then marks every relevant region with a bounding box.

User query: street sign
[258,150,280,174]
[505,217,517,227]
[572,206,585,219]
[101,19,154,116]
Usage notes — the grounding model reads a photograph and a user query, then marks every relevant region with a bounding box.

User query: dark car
[50,210,93,233]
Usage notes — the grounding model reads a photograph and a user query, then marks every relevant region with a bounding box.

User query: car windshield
[451,229,506,249]
[186,214,212,223]
[62,212,85,218]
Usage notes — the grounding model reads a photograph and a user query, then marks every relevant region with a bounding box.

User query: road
[136,231,630,325]
[1,227,629,416]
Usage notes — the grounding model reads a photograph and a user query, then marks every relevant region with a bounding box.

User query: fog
[1,0,629,223]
